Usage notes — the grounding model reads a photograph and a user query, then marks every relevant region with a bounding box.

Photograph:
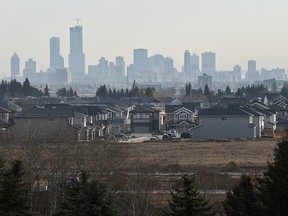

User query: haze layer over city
[1,0,288,91]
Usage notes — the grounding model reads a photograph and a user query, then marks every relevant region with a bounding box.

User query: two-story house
[129,105,160,134]
[165,102,200,133]
[9,104,85,141]
[190,108,256,139]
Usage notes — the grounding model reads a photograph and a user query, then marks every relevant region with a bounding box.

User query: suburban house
[190,107,257,139]
[129,105,160,134]
[9,104,89,141]
[165,102,200,133]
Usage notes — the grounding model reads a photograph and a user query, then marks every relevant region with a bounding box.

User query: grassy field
[121,139,277,172]
[0,138,279,215]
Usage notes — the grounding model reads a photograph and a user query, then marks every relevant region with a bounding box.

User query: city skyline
[1,0,288,76]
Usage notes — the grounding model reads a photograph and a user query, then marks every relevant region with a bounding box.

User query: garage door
[133,125,150,133]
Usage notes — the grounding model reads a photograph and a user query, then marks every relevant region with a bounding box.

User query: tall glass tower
[68,25,85,82]
[50,37,61,70]
[11,53,20,77]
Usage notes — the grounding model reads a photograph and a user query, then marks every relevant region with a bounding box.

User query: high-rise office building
[248,60,256,72]
[68,25,85,82]
[50,37,61,70]
[233,65,242,82]
[133,48,148,68]
[201,52,216,75]
[246,60,260,82]
[11,53,20,77]
[115,56,125,77]
[191,54,199,72]
[183,50,191,74]
[23,58,36,78]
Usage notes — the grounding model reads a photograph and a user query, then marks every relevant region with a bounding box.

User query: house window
[221,117,227,121]
[179,114,187,120]
[107,112,112,119]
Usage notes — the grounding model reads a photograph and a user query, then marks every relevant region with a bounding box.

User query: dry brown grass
[0,138,278,173]
[121,139,277,171]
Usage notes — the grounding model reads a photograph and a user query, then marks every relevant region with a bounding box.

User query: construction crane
[71,18,81,25]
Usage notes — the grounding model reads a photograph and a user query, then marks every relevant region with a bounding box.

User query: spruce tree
[164,174,213,216]
[223,175,265,216]
[0,160,31,216]
[204,84,210,96]
[54,171,116,216]
[260,140,288,215]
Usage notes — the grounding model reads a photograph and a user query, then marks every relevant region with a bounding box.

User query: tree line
[0,78,49,98]
[96,84,155,100]
[1,140,288,215]
[185,82,270,98]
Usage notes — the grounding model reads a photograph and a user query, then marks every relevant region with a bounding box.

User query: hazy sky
[1,0,288,77]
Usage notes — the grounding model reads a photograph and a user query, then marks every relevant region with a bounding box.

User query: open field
[0,138,279,215]
[0,138,278,173]
[121,139,278,172]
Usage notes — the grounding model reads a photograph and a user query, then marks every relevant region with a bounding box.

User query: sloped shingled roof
[15,104,74,118]
[198,108,251,116]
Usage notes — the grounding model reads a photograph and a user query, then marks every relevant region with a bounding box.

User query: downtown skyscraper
[11,53,20,77]
[68,25,85,82]
[50,37,64,71]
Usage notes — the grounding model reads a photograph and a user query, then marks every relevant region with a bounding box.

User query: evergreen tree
[280,82,288,94]
[223,175,265,216]
[260,140,288,215]
[235,88,243,97]
[164,174,213,216]
[225,85,232,95]
[55,171,116,216]
[68,87,74,97]
[185,83,192,96]
[204,84,210,96]
[22,78,31,96]
[145,87,154,97]
[108,88,113,97]
[44,85,50,97]
[271,81,277,92]
[0,160,31,216]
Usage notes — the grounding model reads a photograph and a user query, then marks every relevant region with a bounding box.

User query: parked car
[114,133,128,141]
[180,132,192,139]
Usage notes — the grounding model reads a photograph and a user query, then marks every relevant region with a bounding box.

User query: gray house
[191,108,256,139]
[130,106,160,134]
[165,102,200,133]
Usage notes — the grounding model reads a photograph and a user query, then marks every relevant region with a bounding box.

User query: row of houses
[1,93,288,141]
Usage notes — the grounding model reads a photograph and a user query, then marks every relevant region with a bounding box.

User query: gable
[174,107,193,115]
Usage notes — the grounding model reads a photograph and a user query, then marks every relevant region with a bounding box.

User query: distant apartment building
[201,52,216,75]
[198,73,212,90]
[11,53,20,77]
[261,68,286,81]
[128,48,149,84]
[115,56,126,77]
[183,50,191,74]
[248,60,256,72]
[183,51,199,82]
[68,25,85,83]
[50,37,64,71]
[246,60,260,82]
[23,58,36,79]
[191,53,200,73]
